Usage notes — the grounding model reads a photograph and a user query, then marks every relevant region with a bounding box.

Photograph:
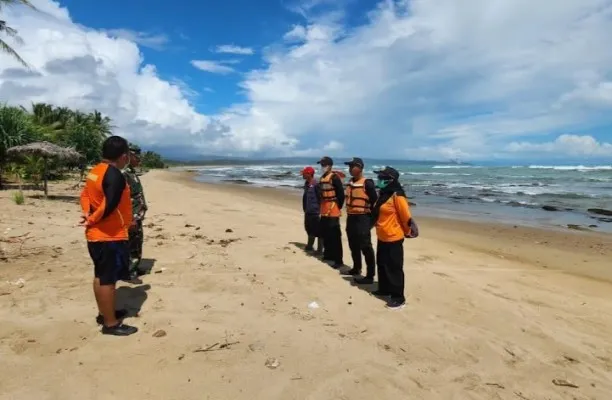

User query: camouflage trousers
[128,220,144,272]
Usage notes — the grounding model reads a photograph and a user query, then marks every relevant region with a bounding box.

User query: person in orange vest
[79,135,138,336]
[342,157,378,282]
[301,166,323,254]
[370,166,412,310]
[316,156,345,268]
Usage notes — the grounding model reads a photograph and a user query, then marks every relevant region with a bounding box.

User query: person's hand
[79,215,89,226]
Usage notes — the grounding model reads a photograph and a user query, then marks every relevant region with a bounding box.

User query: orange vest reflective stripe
[80,163,132,242]
[346,177,371,215]
[319,172,341,217]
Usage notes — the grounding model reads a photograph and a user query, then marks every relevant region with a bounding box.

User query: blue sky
[1,0,612,163]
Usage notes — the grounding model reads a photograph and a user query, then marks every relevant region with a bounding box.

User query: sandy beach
[1,169,611,400]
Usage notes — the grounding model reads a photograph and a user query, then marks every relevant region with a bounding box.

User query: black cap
[344,157,364,169]
[316,156,333,166]
[129,144,141,155]
[374,166,400,180]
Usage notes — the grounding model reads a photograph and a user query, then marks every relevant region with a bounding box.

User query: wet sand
[1,169,611,400]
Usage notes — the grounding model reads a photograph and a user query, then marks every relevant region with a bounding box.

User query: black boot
[315,237,323,254]
[305,236,315,251]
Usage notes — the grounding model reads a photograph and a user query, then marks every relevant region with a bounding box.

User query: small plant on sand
[12,190,24,205]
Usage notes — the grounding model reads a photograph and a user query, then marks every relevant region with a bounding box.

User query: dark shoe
[342,268,361,276]
[355,276,375,284]
[371,290,391,297]
[101,323,138,336]
[96,309,128,325]
[386,299,406,310]
[331,262,344,269]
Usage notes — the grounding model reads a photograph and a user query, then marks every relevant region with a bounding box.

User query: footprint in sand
[416,255,437,264]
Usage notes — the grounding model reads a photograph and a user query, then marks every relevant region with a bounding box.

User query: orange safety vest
[80,163,132,242]
[346,177,371,215]
[319,172,341,217]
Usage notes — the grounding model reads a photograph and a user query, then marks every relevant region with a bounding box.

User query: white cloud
[2,0,612,160]
[190,60,235,74]
[103,29,169,50]
[0,0,215,149]
[507,135,612,157]
[213,44,254,55]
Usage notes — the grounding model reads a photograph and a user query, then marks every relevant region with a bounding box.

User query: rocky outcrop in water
[588,208,612,217]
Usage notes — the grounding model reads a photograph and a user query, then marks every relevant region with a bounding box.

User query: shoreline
[169,170,612,283]
[182,166,612,234]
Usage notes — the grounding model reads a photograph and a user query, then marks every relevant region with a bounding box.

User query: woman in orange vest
[343,157,378,282]
[371,166,413,310]
[316,156,345,268]
[80,135,138,336]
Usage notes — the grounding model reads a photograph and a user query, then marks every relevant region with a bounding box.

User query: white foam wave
[526,165,612,171]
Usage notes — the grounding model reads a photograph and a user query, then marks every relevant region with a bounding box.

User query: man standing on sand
[80,135,138,336]
[301,166,323,254]
[317,156,345,268]
[124,145,148,280]
[343,157,378,283]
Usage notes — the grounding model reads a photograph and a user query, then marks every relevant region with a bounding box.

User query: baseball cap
[374,166,400,180]
[301,166,315,175]
[129,144,141,155]
[316,156,333,166]
[344,157,364,169]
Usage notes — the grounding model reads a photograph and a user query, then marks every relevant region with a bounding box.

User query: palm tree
[0,0,36,68]
[0,104,34,188]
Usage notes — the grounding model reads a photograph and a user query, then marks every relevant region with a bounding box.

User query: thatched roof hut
[7,141,83,197]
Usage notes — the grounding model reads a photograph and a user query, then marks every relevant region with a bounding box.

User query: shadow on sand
[116,284,151,318]
[28,194,79,203]
[138,258,156,275]
[341,276,388,303]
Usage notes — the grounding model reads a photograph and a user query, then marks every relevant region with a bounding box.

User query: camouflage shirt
[123,165,148,220]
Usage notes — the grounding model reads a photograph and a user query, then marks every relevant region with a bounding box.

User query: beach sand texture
[1,169,611,400]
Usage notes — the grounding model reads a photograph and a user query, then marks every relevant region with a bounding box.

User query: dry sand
[1,169,611,400]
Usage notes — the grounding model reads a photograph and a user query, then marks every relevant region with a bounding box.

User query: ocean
[186,161,612,233]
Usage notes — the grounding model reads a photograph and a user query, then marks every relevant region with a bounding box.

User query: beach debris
[308,301,320,310]
[503,347,516,357]
[485,383,505,389]
[552,378,578,388]
[178,354,185,361]
[265,358,280,369]
[193,340,239,353]
[225,228,233,233]
[154,267,167,274]
[7,278,26,288]
[185,224,195,228]
[152,330,167,338]
[562,355,579,364]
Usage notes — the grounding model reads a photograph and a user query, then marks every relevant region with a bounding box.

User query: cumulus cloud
[213,44,254,55]
[103,29,169,50]
[507,135,612,157]
[0,0,217,150]
[190,60,236,74]
[2,0,612,160]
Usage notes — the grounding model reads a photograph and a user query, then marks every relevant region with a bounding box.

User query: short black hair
[102,135,129,161]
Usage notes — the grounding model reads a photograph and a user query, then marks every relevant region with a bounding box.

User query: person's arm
[302,185,307,212]
[332,175,345,209]
[364,179,378,212]
[86,166,127,225]
[394,195,413,237]
[80,187,91,216]
[314,184,322,204]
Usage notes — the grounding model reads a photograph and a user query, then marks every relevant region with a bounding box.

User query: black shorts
[304,214,321,237]
[87,241,129,285]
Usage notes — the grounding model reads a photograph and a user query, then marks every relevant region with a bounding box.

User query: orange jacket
[375,194,412,242]
[319,172,341,217]
[80,162,132,242]
[346,177,371,215]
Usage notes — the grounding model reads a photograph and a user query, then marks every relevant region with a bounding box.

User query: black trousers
[346,214,375,277]
[320,216,343,264]
[376,239,405,302]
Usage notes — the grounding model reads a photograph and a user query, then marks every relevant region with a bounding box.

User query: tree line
[0,102,167,188]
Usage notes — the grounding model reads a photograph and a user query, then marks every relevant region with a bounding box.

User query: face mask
[321,165,330,173]
[376,178,390,189]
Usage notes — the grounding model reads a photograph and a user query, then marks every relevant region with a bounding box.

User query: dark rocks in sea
[589,225,598,228]
[567,224,589,231]
[409,202,417,207]
[222,179,251,185]
[588,208,612,217]
[542,205,560,212]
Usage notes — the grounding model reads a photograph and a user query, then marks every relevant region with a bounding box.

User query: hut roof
[6,141,83,162]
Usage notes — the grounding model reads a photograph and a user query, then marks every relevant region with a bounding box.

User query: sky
[1,0,612,163]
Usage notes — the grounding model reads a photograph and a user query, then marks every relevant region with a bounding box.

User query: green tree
[141,150,166,169]
[0,105,36,188]
[0,0,36,67]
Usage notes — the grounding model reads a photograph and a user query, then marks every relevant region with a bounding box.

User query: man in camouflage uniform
[124,145,148,279]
